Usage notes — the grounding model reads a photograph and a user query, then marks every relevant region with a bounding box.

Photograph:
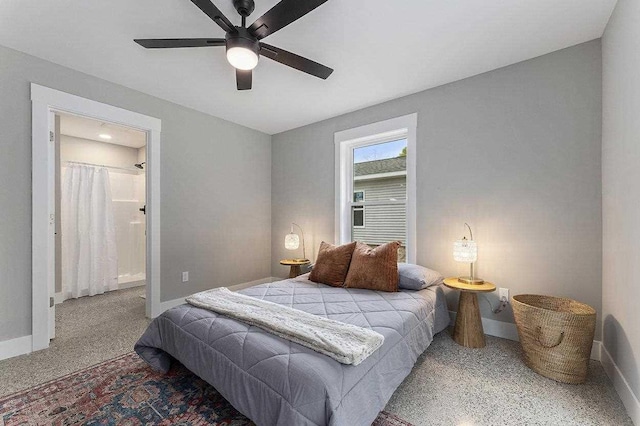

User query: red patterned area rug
[0,352,413,425]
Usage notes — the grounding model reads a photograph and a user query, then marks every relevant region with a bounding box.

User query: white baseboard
[228,277,277,291]
[158,277,278,314]
[591,341,602,363]
[601,344,640,425]
[0,335,32,361]
[448,311,601,361]
[158,296,187,312]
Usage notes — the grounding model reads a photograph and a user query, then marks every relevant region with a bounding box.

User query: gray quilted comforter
[135,276,450,426]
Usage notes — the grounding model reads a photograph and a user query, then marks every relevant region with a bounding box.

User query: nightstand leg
[289,265,302,278]
[453,292,486,348]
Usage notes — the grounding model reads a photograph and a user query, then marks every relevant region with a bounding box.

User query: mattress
[135,275,450,426]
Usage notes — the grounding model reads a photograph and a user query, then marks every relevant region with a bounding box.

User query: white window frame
[334,113,417,263]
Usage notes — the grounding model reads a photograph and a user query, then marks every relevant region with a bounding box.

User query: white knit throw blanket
[186,287,384,365]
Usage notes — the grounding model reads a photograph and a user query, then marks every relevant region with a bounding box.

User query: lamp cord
[482,294,509,314]
[291,223,306,260]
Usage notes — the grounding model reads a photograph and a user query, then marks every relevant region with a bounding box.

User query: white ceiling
[59,113,147,149]
[0,0,616,135]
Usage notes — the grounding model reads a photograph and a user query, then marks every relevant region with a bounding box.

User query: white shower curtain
[61,164,118,299]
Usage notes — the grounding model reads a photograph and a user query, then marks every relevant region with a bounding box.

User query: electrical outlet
[182,271,189,283]
[499,287,509,302]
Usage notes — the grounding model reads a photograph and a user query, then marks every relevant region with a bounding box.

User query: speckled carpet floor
[0,288,632,425]
[386,334,632,425]
[0,287,150,397]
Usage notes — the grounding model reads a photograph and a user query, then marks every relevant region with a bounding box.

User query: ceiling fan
[134,0,333,90]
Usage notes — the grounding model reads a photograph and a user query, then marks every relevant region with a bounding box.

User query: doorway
[54,112,147,312]
[31,84,162,352]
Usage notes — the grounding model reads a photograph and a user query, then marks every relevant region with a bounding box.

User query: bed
[135,274,450,426]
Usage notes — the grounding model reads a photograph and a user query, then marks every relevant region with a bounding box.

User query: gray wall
[271,41,603,336]
[602,0,640,405]
[0,45,271,341]
[60,135,139,169]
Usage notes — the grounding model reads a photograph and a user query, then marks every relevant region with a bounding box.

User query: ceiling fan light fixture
[226,46,258,70]
[226,29,259,70]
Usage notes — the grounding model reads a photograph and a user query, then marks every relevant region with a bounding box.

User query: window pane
[353,206,364,227]
[352,204,406,262]
[350,138,408,262]
[353,139,407,201]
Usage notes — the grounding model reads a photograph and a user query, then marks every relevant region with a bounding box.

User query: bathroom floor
[0,287,150,397]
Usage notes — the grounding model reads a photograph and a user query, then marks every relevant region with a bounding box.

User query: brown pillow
[309,241,357,287]
[344,241,400,292]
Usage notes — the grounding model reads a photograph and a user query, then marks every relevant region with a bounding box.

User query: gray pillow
[398,263,444,290]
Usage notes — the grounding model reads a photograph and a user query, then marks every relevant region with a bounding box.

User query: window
[352,206,365,228]
[335,114,417,263]
[353,191,365,228]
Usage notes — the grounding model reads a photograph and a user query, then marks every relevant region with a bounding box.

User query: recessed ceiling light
[99,134,112,140]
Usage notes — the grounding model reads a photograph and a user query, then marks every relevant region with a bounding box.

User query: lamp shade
[453,239,477,263]
[285,233,300,250]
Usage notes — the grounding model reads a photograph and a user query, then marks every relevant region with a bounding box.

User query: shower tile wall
[110,172,146,284]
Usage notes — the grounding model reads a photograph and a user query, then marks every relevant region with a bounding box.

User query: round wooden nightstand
[280,259,310,278]
[443,277,496,348]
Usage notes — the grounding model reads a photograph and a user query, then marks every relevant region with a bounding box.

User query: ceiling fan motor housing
[233,0,255,17]
[226,27,259,57]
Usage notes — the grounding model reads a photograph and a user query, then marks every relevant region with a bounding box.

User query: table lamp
[284,223,308,261]
[453,223,484,284]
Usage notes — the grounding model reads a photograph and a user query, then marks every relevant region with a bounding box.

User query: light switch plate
[182,271,189,282]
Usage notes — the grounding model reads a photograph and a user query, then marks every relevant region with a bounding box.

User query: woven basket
[512,294,596,384]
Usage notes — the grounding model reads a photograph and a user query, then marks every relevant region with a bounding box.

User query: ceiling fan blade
[134,38,225,49]
[248,0,329,40]
[236,69,252,90]
[189,0,237,34]
[260,43,333,79]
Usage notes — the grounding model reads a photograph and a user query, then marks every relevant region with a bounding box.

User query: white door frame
[31,83,162,352]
